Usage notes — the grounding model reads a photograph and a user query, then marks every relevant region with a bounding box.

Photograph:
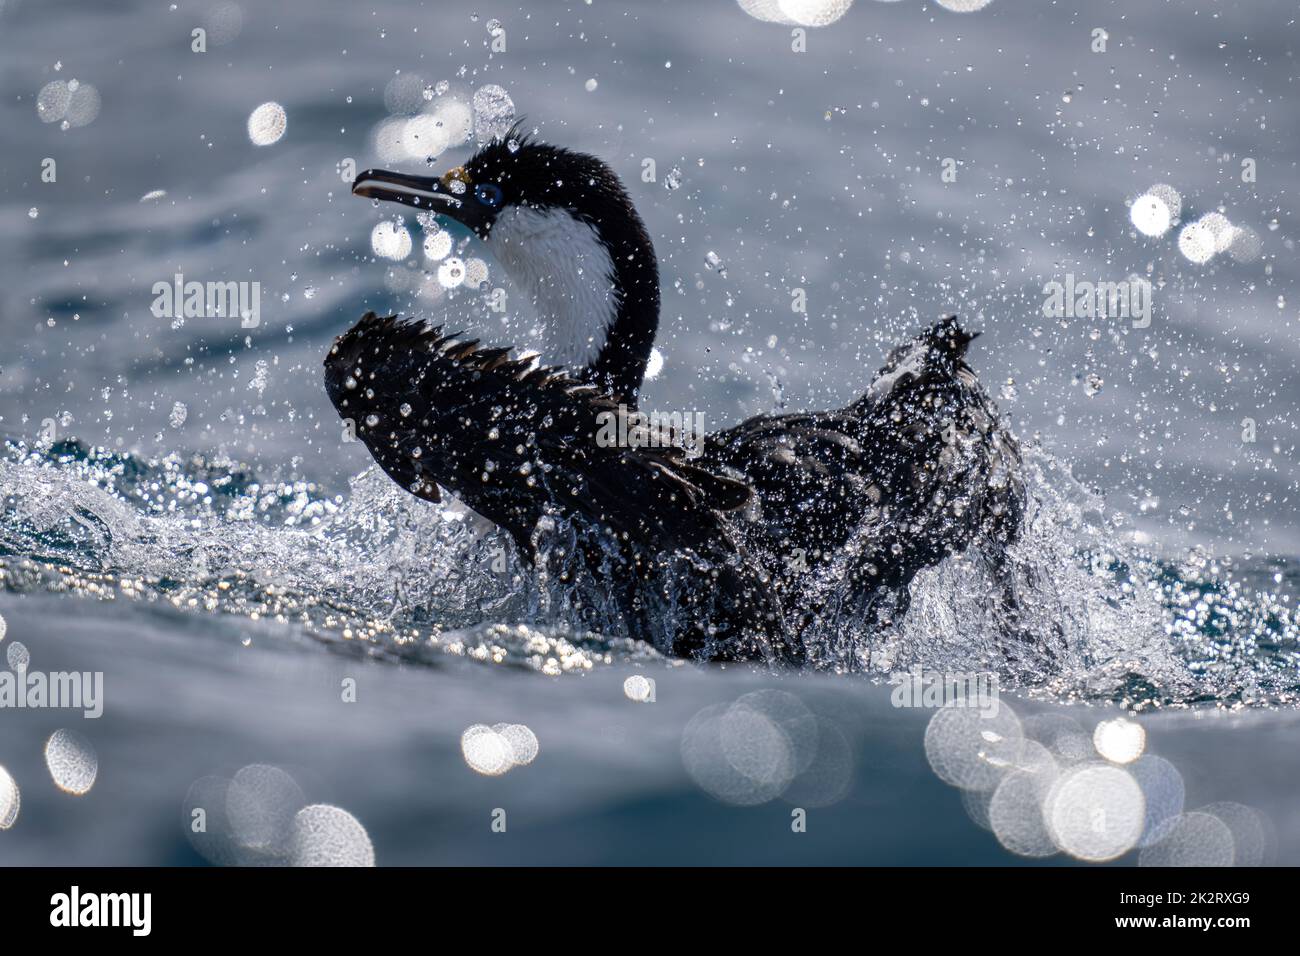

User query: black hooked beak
[352,168,492,235]
[352,168,460,210]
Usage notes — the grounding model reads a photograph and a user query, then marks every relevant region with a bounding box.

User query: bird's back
[703,318,1024,634]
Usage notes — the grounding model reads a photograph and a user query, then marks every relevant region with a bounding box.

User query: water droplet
[45,729,97,795]
[705,250,727,278]
[371,220,413,260]
[0,766,19,830]
[247,102,287,146]
[438,257,466,288]
[472,84,515,143]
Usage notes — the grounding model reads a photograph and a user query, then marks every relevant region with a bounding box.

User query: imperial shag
[329,130,1024,663]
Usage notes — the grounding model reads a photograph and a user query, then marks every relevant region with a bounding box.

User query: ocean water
[0,0,1297,865]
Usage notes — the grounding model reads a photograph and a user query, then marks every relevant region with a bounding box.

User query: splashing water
[471,85,516,144]
[0,439,623,674]
[0,438,1295,703]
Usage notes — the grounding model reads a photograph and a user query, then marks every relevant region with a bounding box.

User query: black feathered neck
[465,127,660,404]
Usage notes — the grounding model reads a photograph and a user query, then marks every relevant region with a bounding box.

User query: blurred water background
[0,0,1297,865]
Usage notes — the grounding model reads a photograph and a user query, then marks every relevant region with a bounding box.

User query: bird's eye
[475,183,504,208]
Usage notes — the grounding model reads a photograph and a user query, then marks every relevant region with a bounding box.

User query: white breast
[486,205,619,368]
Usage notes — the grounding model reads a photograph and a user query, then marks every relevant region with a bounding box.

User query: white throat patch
[486,205,619,368]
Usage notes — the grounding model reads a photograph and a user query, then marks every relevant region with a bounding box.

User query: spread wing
[324,312,753,553]
[324,312,796,664]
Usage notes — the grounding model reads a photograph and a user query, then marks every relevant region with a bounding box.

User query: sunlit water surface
[1,0,1298,864]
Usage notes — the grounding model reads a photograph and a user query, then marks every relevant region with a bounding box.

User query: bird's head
[352,124,660,402]
[352,125,635,241]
